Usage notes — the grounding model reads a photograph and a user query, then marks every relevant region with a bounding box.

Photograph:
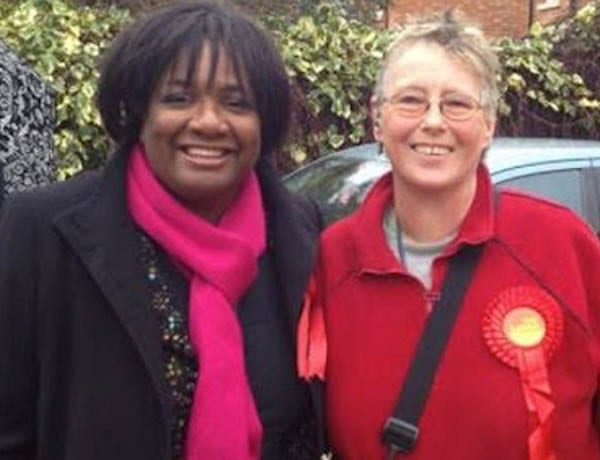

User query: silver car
[284,137,600,231]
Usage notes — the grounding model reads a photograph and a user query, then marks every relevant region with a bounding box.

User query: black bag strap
[381,243,484,459]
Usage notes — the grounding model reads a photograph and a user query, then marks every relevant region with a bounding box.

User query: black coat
[0,151,322,460]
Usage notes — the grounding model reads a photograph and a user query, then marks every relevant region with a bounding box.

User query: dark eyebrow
[154,78,188,98]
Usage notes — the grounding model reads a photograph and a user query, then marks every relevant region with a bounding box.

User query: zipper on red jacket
[424,290,440,313]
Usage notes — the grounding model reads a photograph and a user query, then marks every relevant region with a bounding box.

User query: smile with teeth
[412,144,453,156]
[182,147,229,159]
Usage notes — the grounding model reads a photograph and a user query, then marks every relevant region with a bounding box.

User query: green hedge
[496,3,600,138]
[270,3,393,168]
[2,0,600,177]
[0,0,130,178]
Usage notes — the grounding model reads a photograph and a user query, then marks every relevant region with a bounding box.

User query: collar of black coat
[52,144,321,405]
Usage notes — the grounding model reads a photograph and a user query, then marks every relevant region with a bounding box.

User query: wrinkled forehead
[382,40,483,90]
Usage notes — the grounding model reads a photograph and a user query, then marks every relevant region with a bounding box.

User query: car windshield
[286,153,389,223]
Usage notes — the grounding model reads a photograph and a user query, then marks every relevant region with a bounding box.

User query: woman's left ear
[482,115,496,147]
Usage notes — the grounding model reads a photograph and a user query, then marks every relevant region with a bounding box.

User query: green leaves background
[1,0,600,177]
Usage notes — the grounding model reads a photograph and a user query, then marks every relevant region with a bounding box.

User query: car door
[495,165,600,235]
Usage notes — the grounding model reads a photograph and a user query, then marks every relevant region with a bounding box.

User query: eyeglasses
[381,90,482,121]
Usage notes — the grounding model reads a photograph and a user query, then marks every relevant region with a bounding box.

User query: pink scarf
[126,145,264,459]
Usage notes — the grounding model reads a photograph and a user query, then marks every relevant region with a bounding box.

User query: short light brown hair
[374,10,500,119]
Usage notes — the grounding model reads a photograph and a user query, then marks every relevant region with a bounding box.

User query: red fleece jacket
[307,166,600,460]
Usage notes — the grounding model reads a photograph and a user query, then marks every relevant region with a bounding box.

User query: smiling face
[373,41,495,197]
[140,44,261,222]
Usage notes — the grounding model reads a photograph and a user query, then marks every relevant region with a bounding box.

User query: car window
[283,141,600,232]
[497,169,585,221]
[286,156,389,224]
[582,167,600,234]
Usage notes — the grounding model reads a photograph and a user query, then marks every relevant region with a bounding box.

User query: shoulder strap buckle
[381,416,419,454]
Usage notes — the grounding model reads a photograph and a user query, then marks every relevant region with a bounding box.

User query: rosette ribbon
[297,275,327,381]
[482,286,563,460]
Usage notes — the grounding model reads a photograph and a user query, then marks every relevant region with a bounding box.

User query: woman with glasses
[298,10,600,460]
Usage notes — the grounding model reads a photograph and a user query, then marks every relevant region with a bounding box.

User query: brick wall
[387,0,531,38]
[533,0,589,25]
[386,0,595,38]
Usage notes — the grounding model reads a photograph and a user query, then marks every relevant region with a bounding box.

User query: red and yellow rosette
[482,286,563,460]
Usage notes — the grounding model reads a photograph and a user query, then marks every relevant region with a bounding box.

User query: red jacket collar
[350,165,495,272]
[452,165,495,249]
